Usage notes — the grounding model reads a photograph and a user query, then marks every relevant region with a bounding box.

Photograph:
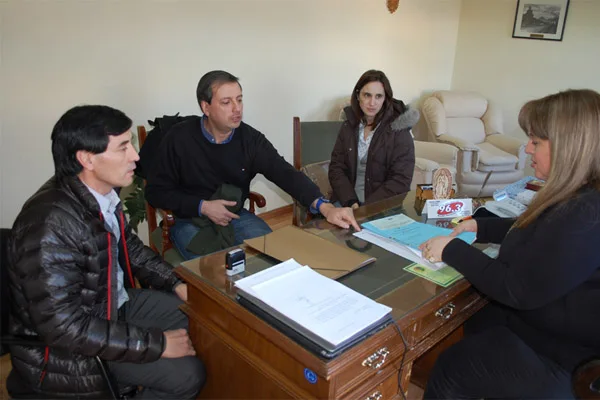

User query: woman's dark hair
[196,70,241,113]
[350,70,394,127]
[51,105,132,178]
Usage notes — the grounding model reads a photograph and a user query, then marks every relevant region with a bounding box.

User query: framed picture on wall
[512,0,570,41]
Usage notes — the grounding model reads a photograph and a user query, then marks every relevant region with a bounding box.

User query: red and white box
[425,198,472,219]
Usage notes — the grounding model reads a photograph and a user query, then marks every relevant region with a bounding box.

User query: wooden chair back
[137,125,175,256]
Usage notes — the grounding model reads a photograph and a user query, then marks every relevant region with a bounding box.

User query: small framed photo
[512,0,570,41]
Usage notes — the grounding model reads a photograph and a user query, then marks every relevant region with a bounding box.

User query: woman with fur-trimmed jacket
[329,70,418,208]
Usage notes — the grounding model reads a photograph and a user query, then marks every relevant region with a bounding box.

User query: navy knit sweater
[443,187,600,371]
[146,117,322,218]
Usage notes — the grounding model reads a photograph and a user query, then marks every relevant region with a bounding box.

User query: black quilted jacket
[7,176,181,398]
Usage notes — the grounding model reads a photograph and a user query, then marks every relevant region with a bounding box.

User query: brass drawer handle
[362,347,390,370]
[435,302,456,319]
[365,390,382,400]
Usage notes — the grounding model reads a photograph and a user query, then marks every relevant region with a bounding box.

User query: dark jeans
[170,208,272,260]
[109,289,205,399]
[424,303,573,399]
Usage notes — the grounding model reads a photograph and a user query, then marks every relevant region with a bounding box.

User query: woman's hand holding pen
[419,236,453,263]
[450,219,478,237]
[420,219,478,263]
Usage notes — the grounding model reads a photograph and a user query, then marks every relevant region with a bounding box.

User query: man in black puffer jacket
[7,105,205,398]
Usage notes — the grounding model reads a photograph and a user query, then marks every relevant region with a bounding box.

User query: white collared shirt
[84,183,129,309]
[357,121,378,161]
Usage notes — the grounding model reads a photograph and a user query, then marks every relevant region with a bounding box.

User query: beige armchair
[416,91,526,197]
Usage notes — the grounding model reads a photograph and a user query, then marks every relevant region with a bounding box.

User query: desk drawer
[405,287,481,347]
[332,326,405,396]
[345,367,399,400]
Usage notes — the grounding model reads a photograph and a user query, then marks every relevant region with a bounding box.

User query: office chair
[291,117,342,226]
[0,228,136,399]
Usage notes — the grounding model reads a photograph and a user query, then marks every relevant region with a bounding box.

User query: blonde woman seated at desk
[329,70,418,209]
[419,89,600,399]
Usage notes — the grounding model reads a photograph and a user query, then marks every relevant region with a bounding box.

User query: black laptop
[237,294,393,359]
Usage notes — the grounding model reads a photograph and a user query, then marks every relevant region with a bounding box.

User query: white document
[353,230,446,271]
[234,258,303,295]
[235,259,391,347]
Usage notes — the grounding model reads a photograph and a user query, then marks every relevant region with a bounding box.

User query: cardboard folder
[244,226,376,279]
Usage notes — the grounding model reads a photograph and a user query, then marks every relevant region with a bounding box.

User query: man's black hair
[196,70,241,113]
[51,105,132,177]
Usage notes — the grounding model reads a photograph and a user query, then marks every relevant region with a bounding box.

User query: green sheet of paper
[404,263,463,287]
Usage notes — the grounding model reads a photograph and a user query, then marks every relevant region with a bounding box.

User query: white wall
[0,0,462,230]
[452,0,600,139]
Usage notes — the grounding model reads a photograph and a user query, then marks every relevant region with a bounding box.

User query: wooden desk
[177,192,487,399]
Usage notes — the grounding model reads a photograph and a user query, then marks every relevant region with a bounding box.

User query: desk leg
[399,360,413,398]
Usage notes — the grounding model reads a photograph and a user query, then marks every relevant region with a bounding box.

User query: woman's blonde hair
[515,89,600,228]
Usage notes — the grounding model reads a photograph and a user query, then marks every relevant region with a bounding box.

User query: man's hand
[320,203,361,231]
[201,199,240,226]
[351,203,360,210]
[174,283,187,302]
[162,329,196,358]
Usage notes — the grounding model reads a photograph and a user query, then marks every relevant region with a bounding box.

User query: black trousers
[109,289,205,399]
[424,303,573,399]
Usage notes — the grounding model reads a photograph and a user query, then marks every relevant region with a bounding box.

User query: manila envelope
[244,226,376,279]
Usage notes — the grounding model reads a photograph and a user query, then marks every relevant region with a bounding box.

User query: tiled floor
[0,206,424,399]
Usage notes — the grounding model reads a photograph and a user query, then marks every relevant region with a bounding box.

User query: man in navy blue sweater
[146,70,359,260]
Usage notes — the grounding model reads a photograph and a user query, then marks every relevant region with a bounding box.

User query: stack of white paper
[235,259,392,349]
[354,230,447,270]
